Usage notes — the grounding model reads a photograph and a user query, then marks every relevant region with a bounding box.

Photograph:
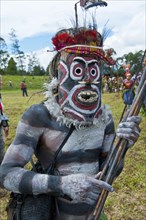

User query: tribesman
[122,64,135,107]
[0,95,9,164]
[0,2,142,220]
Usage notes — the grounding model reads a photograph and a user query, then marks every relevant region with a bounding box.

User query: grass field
[0,87,146,220]
[1,75,49,90]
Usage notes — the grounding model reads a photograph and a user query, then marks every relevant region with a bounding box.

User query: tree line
[0,29,46,76]
[0,28,145,77]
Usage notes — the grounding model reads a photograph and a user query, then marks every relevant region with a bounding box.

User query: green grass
[0,88,145,220]
[1,75,49,90]
[102,92,146,220]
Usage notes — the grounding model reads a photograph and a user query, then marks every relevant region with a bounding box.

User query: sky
[0,0,146,69]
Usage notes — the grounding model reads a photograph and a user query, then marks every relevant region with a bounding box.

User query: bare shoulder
[21,103,51,127]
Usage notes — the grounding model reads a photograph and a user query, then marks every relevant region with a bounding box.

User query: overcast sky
[1,0,146,69]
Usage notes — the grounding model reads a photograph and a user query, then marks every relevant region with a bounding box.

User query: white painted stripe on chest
[62,125,105,152]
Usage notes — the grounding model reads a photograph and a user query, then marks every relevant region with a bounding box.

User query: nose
[83,67,90,83]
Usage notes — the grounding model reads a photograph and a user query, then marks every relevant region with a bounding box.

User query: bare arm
[0,104,62,196]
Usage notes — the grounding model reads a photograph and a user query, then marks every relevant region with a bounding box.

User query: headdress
[45,1,114,127]
[126,72,131,78]
[52,27,115,66]
[123,64,132,77]
[49,0,115,78]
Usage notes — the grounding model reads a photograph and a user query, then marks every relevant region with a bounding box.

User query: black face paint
[57,53,102,123]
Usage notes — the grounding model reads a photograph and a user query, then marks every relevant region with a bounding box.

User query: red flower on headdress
[52,33,74,50]
[85,30,97,42]
[74,30,87,44]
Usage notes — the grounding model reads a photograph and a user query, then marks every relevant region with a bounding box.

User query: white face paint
[58,54,102,122]
[70,57,100,83]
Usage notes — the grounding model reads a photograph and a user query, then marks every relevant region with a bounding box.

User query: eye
[90,68,97,76]
[75,67,82,75]
[89,63,100,81]
[70,62,84,80]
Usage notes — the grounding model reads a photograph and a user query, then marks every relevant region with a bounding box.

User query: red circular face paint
[71,86,99,110]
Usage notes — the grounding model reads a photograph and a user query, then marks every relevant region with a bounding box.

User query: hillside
[0,75,49,91]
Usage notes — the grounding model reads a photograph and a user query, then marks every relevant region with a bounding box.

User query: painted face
[57,52,102,123]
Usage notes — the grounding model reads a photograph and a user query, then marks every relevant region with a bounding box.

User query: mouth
[77,90,98,104]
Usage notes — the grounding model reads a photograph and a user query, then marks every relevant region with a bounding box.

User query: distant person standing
[122,72,135,107]
[9,80,13,88]
[20,80,28,97]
